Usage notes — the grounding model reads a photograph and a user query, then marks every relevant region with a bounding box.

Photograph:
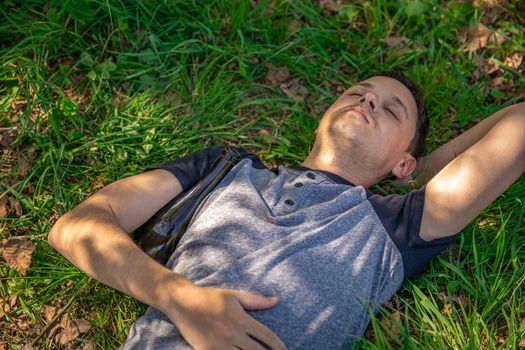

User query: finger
[234,335,266,350]
[231,290,279,311]
[246,318,287,350]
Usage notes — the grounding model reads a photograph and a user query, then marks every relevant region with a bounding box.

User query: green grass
[1,0,524,348]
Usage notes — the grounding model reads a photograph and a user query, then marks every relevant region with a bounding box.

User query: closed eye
[386,108,398,121]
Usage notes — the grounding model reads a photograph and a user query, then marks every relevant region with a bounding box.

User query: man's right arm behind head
[418,103,525,241]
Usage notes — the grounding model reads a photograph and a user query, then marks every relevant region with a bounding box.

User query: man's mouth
[348,106,369,124]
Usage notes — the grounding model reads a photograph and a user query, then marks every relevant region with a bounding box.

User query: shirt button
[294,182,303,187]
[306,172,315,179]
[284,199,294,206]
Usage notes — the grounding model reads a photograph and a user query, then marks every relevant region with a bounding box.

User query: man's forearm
[48,202,194,314]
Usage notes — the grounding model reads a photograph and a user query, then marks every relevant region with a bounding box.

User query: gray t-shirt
[121,147,457,349]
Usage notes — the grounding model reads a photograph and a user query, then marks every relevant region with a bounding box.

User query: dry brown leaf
[55,318,92,345]
[438,292,449,302]
[286,19,303,37]
[441,303,452,315]
[473,55,499,80]
[0,238,36,275]
[9,295,17,309]
[492,75,505,88]
[16,315,30,331]
[464,22,505,52]
[8,197,22,216]
[0,295,16,319]
[42,305,58,322]
[279,79,308,102]
[0,197,8,219]
[25,183,35,195]
[258,129,274,145]
[11,100,27,113]
[366,311,403,344]
[265,65,290,84]
[81,340,95,350]
[227,61,238,71]
[384,36,411,47]
[0,340,7,350]
[494,334,505,344]
[0,133,15,148]
[319,0,345,12]
[504,52,523,70]
[519,336,525,348]
[18,158,30,177]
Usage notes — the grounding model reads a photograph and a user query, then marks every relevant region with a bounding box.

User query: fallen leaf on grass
[121,81,131,91]
[464,22,505,52]
[42,305,58,322]
[383,36,412,56]
[286,18,303,37]
[16,315,30,331]
[0,341,7,350]
[473,55,499,80]
[265,65,290,84]
[81,340,95,350]
[258,129,274,145]
[383,36,411,47]
[279,79,308,102]
[0,197,8,219]
[0,239,36,275]
[55,318,92,345]
[504,52,523,70]
[18,158,30,177]
[0,133,16,148]
[8,197,22,216]
[319,0,345,13]
[519,336,525,348]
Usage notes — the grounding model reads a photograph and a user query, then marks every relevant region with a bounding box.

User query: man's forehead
[355,76,409,92]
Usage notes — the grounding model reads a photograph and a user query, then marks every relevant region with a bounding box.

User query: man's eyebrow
[392,95,408,120]
[355,82,374,88]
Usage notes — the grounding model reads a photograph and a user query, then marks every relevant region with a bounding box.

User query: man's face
[315,76,418,180]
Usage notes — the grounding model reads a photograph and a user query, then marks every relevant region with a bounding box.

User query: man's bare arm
[419,102,525,241]
[48,169,286,350]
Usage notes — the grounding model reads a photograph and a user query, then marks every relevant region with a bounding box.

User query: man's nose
[359,93,376,111]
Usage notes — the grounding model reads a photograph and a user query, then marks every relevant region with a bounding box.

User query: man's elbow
[48,211,76,254]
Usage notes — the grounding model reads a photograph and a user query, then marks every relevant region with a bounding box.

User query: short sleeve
[145,146,228,191]
[368,187,460,278]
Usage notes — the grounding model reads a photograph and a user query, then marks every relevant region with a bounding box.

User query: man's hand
[166,284,287,350]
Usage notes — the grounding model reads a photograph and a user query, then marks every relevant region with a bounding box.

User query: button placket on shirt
[273,171,323,214]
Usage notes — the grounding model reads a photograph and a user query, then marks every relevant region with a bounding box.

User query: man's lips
[348,106,369,124]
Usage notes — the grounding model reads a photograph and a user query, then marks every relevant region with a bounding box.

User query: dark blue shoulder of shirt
[145,146,265,191]
[367,187,460,278]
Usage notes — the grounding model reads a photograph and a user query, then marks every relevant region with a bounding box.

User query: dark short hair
[379,71,429,159]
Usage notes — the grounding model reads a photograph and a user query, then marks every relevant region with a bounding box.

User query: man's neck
[301,152,377,188]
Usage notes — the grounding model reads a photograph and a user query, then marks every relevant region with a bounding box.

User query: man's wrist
[154,271,196,316]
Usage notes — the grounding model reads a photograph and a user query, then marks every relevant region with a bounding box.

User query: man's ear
[391,153,417,179]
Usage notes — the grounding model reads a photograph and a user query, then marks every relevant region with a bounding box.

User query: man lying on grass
[48,72,525,349]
